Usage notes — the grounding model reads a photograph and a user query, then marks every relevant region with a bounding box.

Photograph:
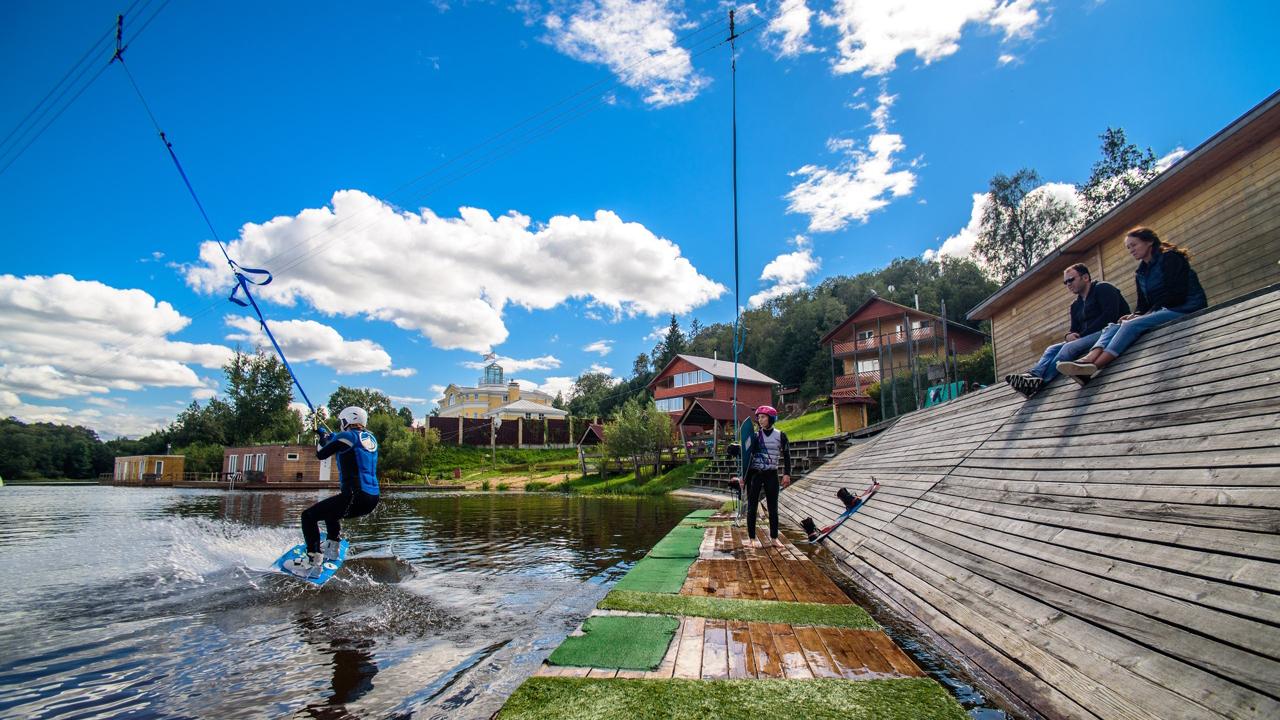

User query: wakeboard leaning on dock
[269,534,348,586]
[802,480,880,544]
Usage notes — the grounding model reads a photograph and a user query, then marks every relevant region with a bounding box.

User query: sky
[1,0,1277,438]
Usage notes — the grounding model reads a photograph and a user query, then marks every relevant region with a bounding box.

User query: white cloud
[1157,147,1188,171]
[542,0,708,107]
[582,339,613,356]
[821,0,1046,76]
[383,367,417,378]
[997,53,1017,65]
[588,363,614,376]
[645,324,670,342]
[0,274,231,407]
[766,0,817,57]
[785,91,917,232]
[390,394,428,405]
[224,315,397,374]
[521,376,576,399]
[185,191,725,353]
[429,384,447,406]
[0,390,169,439]
[461,354,561,372]
[749,243,821,307]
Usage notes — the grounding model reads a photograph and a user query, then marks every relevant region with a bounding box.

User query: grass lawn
[498,677,968,720]
[531,460,709,496]
[597,590,877,629]
[776,407,836,441]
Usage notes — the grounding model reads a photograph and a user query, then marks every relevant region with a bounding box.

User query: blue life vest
[325,428,380,495]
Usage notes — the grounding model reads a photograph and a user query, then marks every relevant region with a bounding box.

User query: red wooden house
[647,354,778,438]
[820,296,987,432]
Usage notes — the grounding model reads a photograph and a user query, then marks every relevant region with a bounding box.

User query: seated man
[1005,263,1129,398]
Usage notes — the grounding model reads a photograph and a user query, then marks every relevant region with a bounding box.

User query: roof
[577,423,605,445]
[676,398,757,426]
[831,388,876,405]
[820,296,987,345]
[968,89,1280,321]
[484,398,568,417]
[647,354,779,389]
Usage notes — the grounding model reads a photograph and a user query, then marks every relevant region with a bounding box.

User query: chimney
[508,380,521,403]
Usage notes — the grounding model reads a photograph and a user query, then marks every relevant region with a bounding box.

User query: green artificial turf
[612,557,695,593]
[598,590,878,629]
[497,677,968,720]
[547,615,680,670]
[685,509,717,519]
[647,526,705,559]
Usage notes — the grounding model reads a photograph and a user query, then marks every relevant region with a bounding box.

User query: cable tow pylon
[728,9,746,525]
[109,13,321,422]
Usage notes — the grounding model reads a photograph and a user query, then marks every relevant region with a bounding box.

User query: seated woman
[1057,226,1206,382]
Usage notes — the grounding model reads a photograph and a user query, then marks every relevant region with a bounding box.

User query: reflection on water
[0,487,708,719]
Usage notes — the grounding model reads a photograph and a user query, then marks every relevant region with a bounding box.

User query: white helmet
[338,406,368,430]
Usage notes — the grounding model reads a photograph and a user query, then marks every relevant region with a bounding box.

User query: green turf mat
[497,678,968,720]
[598,590,878,629]
[613,557,695,593]
[647,527,705,559]
[547,615,679,670]
[685,509,717,519]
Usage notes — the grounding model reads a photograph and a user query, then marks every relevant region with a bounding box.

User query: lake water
[0,486,709,719]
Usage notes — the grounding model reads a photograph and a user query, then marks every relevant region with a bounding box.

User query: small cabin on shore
[221,444,323,484]
[112,454,185,485]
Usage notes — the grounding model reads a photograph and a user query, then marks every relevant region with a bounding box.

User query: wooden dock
[780,285,1280,720]
[536,521,922,682]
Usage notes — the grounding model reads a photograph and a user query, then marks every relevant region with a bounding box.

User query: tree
[367,412,438,480]
[1078,127,1159,226]
[567,372,616,418]
[327,386,394,420]
[631,352,652,380]
[396,406,415,426]
[602,397,673,479]
[975,168,1080,283]
[224,349,299,444]
[168,399,231,447]
[552,391,566,410]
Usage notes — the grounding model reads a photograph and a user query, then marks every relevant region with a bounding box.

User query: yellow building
[437,361,564,420]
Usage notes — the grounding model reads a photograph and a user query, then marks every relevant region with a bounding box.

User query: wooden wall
[781,286,1280,720]
[989,130,1280,379]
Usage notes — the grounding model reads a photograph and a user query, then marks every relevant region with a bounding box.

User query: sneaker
[1056,361,1098,378]
[1021,375,1044,397]
[1003,374,1020,387]
[323,539,343,562]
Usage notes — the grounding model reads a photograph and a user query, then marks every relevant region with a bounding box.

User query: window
[243,454,252,472]
[286,453,300,461]
[856,330,874,341]
[256,453,266,471]
[655,397,684,412]
[227,455,238,473]
[856,359,878,374]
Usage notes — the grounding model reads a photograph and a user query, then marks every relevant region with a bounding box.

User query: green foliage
[953,343,995,387]
[1078,127,1159,226]
[976,168,1081,283]
[367,412,439,477]
[775,408,835,441]
[496,482,510,492]
[422,445,578,475]
[480,479,491,491]
[651,313,687,372]
[566,372,618,418]
[168,400,231,447]
[0,418,111,479]
[553,459,707,496]
[326,386,394,420]
[396,406,415,426]
[175,441,225,474]
[603,397,674,477]
[225,349,301,444]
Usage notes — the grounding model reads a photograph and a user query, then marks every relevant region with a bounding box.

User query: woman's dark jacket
[1135,248,1207,315]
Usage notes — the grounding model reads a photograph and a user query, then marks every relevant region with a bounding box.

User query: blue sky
[2,0,1276,437]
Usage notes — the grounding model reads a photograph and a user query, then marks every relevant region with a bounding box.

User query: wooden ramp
[780,286,1280,720]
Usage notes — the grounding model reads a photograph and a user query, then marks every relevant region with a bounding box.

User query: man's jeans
[1031,331,1101,381]
[1092,308,1185,359]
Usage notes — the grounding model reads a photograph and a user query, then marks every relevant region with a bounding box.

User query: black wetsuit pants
[745,467,780,540]
[302,489,379,554]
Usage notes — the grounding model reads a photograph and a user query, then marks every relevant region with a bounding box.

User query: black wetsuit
[746,427,791,540]
[302,429,380,554]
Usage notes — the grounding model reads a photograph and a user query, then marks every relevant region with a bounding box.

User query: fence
[420,416,580,448]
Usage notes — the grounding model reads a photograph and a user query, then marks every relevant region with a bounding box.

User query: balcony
[834,371,881,389]
[831,324,939,356]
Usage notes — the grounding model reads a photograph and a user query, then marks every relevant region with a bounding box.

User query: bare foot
[771,538,785,548]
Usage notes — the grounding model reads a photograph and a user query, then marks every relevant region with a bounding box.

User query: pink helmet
[754,405,778,419]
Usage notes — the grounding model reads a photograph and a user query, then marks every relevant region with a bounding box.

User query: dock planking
[781,286,1280,720]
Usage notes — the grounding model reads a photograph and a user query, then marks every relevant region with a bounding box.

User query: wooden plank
[792,625,844,678]
[747,621,784,679]
[726,620,754,679]
[701,619,730,680]
[861,630,925,677]
[672,616,704,679]
[768,622,814,679]
[586,668,618,678]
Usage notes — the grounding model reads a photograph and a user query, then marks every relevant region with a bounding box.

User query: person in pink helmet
[740,405,791,548]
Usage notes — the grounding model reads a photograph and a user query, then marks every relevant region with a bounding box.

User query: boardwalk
[780,285,1280,720]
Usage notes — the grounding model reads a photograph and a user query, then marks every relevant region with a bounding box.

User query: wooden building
[112,454,185,485]
[221,444,325,484]
[647,354,778,427]
[821,296,987,432]
[969,90,1280,378]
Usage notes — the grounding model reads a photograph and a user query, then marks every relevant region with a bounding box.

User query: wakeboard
[270,534,348,586]
[804,481,880,544]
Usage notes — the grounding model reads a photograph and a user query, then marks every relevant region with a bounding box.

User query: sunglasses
[1063,277,1079,285]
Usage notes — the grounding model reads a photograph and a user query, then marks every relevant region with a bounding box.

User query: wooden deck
[781,285,1280,720]
[537,518,923,682]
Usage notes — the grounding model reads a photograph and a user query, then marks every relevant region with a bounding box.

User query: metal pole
[729,10,743,438]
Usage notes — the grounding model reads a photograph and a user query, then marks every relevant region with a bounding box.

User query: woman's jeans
[1091,308,1186,359]
[1030,331,1101,381]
